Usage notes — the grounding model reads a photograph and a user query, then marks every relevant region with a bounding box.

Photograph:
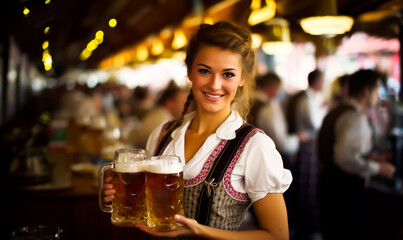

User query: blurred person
[134,83,188,149]
[130,86,154,120]
[247,72,309,236]
[114,84,133,118]
[103,21,292,239]
[248,72,308,156]
[285,69,326,239]
[286,69,326,137]
[317,69,395,240]
[328,74,350,111]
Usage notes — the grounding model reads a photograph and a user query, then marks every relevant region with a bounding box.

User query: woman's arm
[136,193,289,240]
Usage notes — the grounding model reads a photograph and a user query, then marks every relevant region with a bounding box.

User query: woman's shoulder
[241,128,278,155]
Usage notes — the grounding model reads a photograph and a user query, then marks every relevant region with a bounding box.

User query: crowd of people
[249,68,397,239]
[57,21,398,240]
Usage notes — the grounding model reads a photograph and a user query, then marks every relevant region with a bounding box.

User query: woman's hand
[103,176,116,202]
[135,215,201,238]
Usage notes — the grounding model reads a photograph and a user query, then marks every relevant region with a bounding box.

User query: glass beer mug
[146,155,184,231]
[98,148,149,227]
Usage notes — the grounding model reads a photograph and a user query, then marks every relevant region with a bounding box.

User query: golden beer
[99,148,149,227]
[111,162,146,226]
[146,156,184,231]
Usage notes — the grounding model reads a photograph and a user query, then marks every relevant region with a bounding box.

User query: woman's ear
[239,78,245,87]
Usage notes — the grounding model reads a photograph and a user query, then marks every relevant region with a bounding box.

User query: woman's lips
[202,91,223,101]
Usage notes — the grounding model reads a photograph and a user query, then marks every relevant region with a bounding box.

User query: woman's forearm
[196,225,288,240]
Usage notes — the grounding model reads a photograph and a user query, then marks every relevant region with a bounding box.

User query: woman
[104,21,292,239]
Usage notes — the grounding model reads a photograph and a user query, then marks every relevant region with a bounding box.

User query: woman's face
[188,46,244,115]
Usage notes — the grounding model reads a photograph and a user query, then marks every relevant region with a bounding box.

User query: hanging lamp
[299,0,354,37]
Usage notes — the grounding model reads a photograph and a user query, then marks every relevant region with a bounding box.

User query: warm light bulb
[95,31,104,40]
[136,45,149,62]
[248,0,276,26]
[42,41,49,50]
[44,63,52,71]
[87,40,99,51]
[203,17,214,25]
[171,29,187,50]
[300,16,354,37]
[23,7,30,16]
[45,0,51,4]
[109,19,117,28]
[80,49,92,61]
[151,38,164,56]
[44,27,50,34]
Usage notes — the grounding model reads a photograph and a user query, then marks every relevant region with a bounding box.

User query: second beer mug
[146,155,184,231]
[99,148,149,227]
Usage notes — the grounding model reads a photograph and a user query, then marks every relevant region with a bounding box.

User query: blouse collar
[171,110,243,141]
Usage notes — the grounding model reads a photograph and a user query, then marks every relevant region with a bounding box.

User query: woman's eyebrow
[223,68,237,72]
[198,64,238,72]
[197,63,211,69]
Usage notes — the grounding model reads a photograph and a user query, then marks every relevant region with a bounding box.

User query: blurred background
[0,0,402,239]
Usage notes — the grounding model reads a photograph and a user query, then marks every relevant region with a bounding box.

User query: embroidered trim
[223,128,262,201]
[153,120,174,156]
[184,140,228,186]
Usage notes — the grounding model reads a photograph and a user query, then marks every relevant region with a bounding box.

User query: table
[0,149,151,240]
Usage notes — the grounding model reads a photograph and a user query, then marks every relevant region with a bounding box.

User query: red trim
[223,128,261,201]
[184,139,228,186]
[184,126,263,201]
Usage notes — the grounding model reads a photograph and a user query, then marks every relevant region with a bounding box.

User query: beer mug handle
[98,162,114,213]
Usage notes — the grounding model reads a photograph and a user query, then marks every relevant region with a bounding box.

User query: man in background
[317,69,395,240]
[285,69,326,239]
[134,82,188,149]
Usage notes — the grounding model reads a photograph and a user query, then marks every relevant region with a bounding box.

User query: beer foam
[115,161,146,173]
[146,160,183,174]
[116,150,149,163]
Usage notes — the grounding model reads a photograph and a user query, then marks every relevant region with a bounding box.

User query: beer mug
[145,155,184,231]
[98,148,149,227]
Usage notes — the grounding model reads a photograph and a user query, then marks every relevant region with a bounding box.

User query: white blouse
[333,100,379,177]
[146,110,292,203]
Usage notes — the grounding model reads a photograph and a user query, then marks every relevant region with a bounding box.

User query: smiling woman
[189,46,244,118]
[103,21,293,240]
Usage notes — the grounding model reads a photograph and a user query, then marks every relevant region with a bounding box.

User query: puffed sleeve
[242,132,293,203]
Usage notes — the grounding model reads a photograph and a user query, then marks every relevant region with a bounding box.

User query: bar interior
[0,0,402,239]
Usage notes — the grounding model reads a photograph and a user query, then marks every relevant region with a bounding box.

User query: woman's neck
[189,108,231,135]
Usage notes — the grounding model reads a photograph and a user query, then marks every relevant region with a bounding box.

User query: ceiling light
[95,31,104,40]
[171,29,187,50]
[109,19,117,28]
[136,45,149,62]
[42,41,49,50]
[300,15,354,37]
[44,27,50,34]
[23,7,30,16]
[248,0,276,26]
[203,17,214,25]
[260,18,293,55]
[299,0,354,37]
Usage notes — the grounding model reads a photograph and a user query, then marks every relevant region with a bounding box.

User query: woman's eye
[223,72,235,78]
[198,69,209,74]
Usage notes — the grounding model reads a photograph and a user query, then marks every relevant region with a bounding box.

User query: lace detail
[223,128,262,201]
[184,140,228,186]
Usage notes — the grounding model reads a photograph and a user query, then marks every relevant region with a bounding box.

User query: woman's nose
[209,74,222,90]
